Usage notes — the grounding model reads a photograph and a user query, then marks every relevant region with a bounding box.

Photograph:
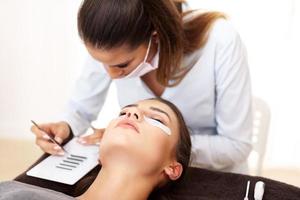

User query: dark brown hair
[147,98,191,199]
[149,98,191,182]
[78,0,225,86]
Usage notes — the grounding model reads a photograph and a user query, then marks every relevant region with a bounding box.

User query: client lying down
[0,98,191,200]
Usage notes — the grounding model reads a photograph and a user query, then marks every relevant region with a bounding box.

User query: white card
[26,138,99,185]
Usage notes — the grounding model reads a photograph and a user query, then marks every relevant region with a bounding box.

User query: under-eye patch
[144,116,171,136]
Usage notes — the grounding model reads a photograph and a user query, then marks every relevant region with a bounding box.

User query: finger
[36,123,53,134]
[78,134,101,145]
[54,136,63,144]
[78,129,105,145]
[36,139,65,156]
[31,125,51,140]
[54,128,69,143]
[51,122,71,143]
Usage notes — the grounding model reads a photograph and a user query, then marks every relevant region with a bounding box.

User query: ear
[163,162,183,181]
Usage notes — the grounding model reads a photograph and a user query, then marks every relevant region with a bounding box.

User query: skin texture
[77,99,183,200]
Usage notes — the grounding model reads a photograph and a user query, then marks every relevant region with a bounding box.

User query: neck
[141,70,165,97]
[78,166,155,200]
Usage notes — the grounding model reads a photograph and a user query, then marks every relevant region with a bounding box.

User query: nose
[104,65,125,79]
[124,108,142,122]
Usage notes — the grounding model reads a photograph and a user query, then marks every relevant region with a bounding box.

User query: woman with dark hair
[30,0,252,173]
[1,98,191,199]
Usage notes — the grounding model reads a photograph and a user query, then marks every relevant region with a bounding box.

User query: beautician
[31,0,252,173]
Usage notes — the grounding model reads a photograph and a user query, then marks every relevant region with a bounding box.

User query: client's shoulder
[0,180,24,190]
[0,181,74,200]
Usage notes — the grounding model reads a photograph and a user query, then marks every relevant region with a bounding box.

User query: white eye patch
[144,116,171,136]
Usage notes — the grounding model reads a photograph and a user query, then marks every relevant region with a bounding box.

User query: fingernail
[55,137,63,144]
[54,145,61,150]
[80,140,86,144]
[42,134,50,140]
[95,142,100,145]
[58,151,65,156]
[77,138,86,144]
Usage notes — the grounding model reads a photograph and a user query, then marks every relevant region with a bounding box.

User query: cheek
[99,121,123,146]
[98,127,131,164]
[100,128,131,147]
[140,127,172,164]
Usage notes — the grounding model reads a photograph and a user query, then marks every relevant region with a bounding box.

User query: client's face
[99,99,180,177]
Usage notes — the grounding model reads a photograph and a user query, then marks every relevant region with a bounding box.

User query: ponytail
[173,0,186,13]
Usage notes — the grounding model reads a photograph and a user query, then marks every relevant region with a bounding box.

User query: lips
[116,119,139,133]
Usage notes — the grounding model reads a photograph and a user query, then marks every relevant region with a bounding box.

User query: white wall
[0,0,87,139]
[0,0,299,169]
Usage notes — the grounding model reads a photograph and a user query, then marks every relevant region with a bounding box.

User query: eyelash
[152,117,164,124]
[116,63,128,68]
[119,112,126,116]
[118,111,165,125]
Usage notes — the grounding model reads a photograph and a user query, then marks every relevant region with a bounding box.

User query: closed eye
[119,112,126,116]
[115,63,128,68]
[111,60,132,68]
[151,117,165,125]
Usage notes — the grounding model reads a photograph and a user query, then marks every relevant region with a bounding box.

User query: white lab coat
[60,17,252,173]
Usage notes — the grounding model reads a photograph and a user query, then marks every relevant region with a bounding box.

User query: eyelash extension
[119,112,126,116]
[147,114,165,125]
[144,117,171,136]
[119,111,164,124]
[152,118,164,124]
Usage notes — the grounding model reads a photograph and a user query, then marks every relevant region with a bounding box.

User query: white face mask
[123,37,159,79]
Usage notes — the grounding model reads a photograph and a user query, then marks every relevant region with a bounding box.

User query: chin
[102,128,134,146]
[99,134,134,163]
[99,129,167,173]
[100,143,165,175]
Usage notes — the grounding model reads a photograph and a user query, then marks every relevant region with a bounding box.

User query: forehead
[137,100,177,121]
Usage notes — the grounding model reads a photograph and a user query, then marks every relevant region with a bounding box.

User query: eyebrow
[111,58,134,67]
[149,106,171,121]
[122,104,138,109]
[121,104,171,121]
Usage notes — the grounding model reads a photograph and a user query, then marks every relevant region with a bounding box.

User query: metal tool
[244,180,250,200]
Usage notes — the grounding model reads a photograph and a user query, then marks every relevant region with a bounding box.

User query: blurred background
[0,0,299,186]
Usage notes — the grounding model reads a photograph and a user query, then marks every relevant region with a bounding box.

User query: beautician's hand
[77,128,105,145]
[30,121,71,155]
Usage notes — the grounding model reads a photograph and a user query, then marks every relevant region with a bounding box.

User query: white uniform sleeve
[191,20,253,170]
[59,56,112,136]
